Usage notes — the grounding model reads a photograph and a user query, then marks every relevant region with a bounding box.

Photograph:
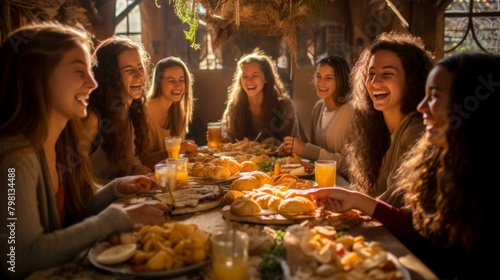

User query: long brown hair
[0,22,96,221]
[88,36,151,173]
[346,32,434,196]
[398,52,500,251]
[222,49,292,141]
[147,56,194,136]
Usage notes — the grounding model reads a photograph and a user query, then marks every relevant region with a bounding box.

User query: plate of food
[114,185,224,215]
[88,223,212,278]
[188,173,241,185]
[282,225,410,280]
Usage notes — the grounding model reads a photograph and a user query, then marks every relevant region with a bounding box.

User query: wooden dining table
[27,173,439,280]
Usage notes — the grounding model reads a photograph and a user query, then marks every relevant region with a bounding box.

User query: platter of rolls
[188,156,242,184]
[220,171,320,225]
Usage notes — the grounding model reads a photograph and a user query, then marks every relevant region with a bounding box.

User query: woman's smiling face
[315,63,336,100]
[418,65,453,147]
[161,65,185,103]
[365,50,406,114]
[240,62,266,99]
[118,49,145,102]
[50,43,97,121]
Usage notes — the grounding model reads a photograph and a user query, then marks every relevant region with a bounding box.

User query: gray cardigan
[0,136,133,279]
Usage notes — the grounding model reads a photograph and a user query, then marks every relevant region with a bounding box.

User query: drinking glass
[165,136,182,160]
[207,122,222,148]
[166,157,188,187]
[154,162,176,193]
[314,160,336,188]
[211,230,249,280]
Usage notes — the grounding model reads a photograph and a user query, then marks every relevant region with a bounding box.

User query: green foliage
[167,0,201,50]
[256,159,276,173]
[258,229,286,280]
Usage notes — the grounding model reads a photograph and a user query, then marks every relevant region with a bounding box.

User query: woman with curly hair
[281,55,353,177]
[220,49,303,146]
[306,52,500,278]
[0,23,168,279]
[82,36,154,181]
[145,56,198,160]
[345,32,434,207]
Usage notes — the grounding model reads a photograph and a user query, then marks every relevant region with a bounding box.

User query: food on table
[188,156,241,180]
[229,175,261,191]
[221,190,244,206]
[210,137,278,155]
[95,243,137,265]
[285,225,404,279]
[277,196,316,215]
[230,197,262,216]
[96,223,211,272]
[240,160,259,172]
[153,185,223,208]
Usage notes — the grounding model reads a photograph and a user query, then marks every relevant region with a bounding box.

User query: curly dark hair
[315,55,352,106]
[398,52,500,252]
[88,36,151,173]
[346,32,434,196]
[222,49,293,141]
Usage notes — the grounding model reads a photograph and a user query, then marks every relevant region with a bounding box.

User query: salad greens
[257,229,286,280]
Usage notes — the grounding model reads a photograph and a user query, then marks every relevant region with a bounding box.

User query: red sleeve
[372,200,427,246]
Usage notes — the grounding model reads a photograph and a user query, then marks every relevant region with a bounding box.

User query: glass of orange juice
[314,160,336,188]
[211,230,248,280]
[165,136,181,159]
[154,162,176,193]
[207,122,222,148]
[166,157,188,187]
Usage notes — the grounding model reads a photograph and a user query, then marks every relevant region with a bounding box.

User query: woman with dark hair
[221,49,302,145]
[0,22,168,279]
[346,32,434,207]
[281,55,353,177]
[145,56,198,160]
[306,52,500,279]
[82,36,153,181]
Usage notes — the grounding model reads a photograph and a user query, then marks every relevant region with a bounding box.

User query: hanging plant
[157,0,201,50]
[159,0,329,63]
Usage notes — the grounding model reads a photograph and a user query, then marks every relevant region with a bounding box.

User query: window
[115,0,142,42]
[445,0,500,55]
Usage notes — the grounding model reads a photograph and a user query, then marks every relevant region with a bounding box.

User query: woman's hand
[181,140,198,156]
[116,175,160,195]
[303,187,353,213]
[303,187,377,216]
[281,136,305,156]
[123,202,169,226]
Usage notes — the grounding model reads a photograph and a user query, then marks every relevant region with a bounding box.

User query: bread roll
[253,193,273,209]
[278,196,316,214]
[230,175,260,191]
[210,166,231,179]
[230,197,262,216]
[267,195,282,211]
[257,184,275,194]
[212,157,241,175]
[191,163,206,177]
[221,190,244,206]
[240,160,259,172]
[249,171,274,186]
